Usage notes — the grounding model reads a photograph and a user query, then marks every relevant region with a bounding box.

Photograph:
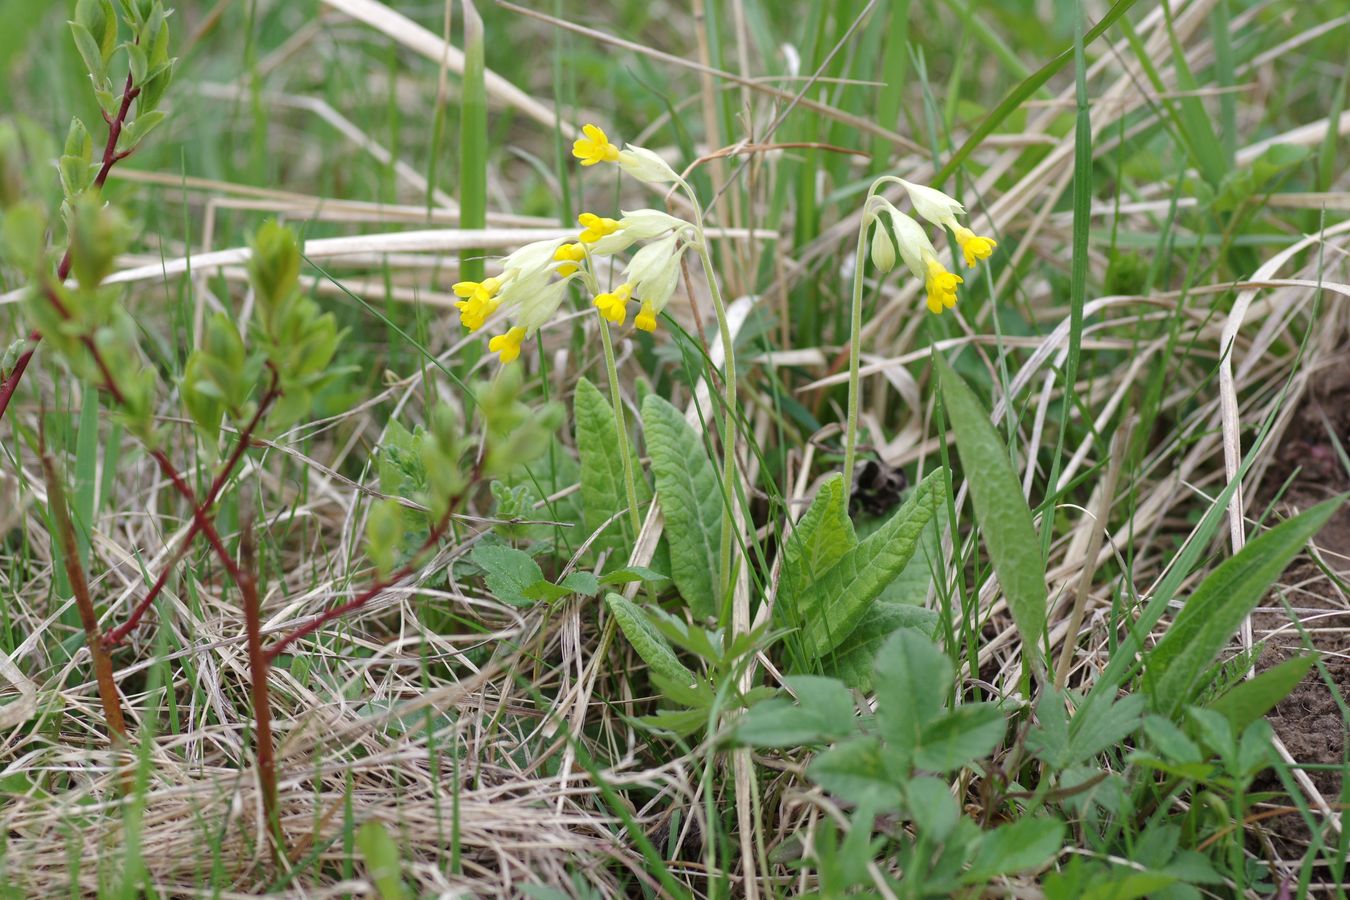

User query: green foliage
[781,468,944,662]
[1205,653,1316,731]
[574,377,649,549]
[1142,497,1342,715]
[355,820,408,900]
[641,394,723,619]
[742,630,1059,894]
[935,353,1048,668]
[470,544,544,608]
[604,593,693,684]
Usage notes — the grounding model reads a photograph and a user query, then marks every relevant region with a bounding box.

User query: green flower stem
[844,177,905,483]
[596,314,644,541]
[843,221,869,482]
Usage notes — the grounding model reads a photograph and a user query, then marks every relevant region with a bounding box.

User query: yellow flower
[635,300,658,332]
[571,123,620,167]
[554,242,587,276]
[593,283,633,326]
[453,276,503,331]
[488,326,527,364]
[577,212,621,244]
[923,254,962,314]
[953,226,997,268]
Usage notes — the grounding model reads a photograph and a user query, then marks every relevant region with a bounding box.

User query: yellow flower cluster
[568,124,693,335]
[870,179,998,315]
[458,124,696,365]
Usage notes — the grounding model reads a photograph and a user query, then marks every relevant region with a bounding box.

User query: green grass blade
[933,0,1140,185]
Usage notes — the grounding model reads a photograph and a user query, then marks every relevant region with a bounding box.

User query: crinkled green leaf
[605,593,693,684]
[798,469,944,659]
[777,472,856,614]
[642,394,722,619]
[822,603,939,691]
[574,378,650,549]
[935,353,1047,665]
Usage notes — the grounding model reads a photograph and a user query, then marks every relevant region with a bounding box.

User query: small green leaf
[1206,654,1316,731]
[935,353,1047,666]
[873,628,951,760]
[914,703,1005,772]
[522,571,601,602]
[604,593,693,684]
[1142,715,1202,765]
[1143,496,1342,715]
[470,544,544,607]
[642,395,723,619]
[598,565,670,586]
[735,676,858,747]
[806,736,900,808]
[356,820,408,900]
[962,817,1064,884]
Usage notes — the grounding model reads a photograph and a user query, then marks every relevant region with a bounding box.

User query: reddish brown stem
[0,73,140,425]
[240,520,282,853]
[104,371,282,646]
[263,506,457,663]
[39,448,130,768]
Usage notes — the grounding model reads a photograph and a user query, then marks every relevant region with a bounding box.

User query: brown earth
[1252,358,1350,858]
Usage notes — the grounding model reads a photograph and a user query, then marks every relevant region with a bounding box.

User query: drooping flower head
[453,238,570,333]
[625,233,686,333]
[897,178,997,270]
[883,206,963,315]
[571,124,681,185]
[487,269,580,364]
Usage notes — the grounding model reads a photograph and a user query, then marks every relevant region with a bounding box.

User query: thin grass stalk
[458,0,487,367]
[240,519,282,855]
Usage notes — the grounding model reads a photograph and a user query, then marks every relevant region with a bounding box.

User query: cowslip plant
[843,175,998,478]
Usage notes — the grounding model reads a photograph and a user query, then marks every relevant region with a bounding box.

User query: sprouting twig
[0,74,142,426]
